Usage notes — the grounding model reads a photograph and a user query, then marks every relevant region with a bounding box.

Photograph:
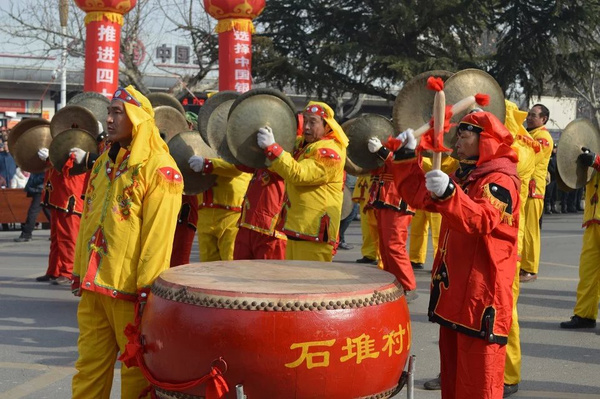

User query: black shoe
[14,235,32,242]
[424,374,441,390]
[411,261,424,270]
[51,276,72,286]
[36,275,56,282]
[503,383,519,398]
[560,315,596,329]
[338,242,354,250]
[356,256,376,264]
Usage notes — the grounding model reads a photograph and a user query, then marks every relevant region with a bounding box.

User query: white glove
[188,155,205,172]
[425,170,450,197]
[37,148,49,161]
[396,128,417,150]
[257,126,275,149]
[70,147,87,164]
[367,137,383,153]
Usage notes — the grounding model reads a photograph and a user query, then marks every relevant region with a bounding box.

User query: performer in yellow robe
[257,101,348,261]
[71,86,183,399]
[352,174,379,264]
[520,104,553,282]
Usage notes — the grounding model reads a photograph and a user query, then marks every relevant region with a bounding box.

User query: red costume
[170,194,199,267]
[42,164,87,279]
[234,168,287,260]
[368,145,415,292]
[391,112,520,399]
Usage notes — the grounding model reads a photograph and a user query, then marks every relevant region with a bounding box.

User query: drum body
[141,260,411,399]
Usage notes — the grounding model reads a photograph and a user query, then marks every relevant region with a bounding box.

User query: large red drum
[141,260,411,398]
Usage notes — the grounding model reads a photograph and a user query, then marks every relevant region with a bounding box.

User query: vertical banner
[83,19,121,97]
[218,29,252,93]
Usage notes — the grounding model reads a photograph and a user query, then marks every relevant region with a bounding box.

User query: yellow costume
[266,101,347,261]
[196,158,251,261]
[503,100,538,386]
[409,156,457,265]
[72,86,183,399]
[521,124,553,275]
[572,174,600,320]
[352,174,379,262]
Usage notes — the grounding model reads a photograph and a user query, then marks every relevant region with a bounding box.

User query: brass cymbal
[393,70,453,133]
[147,92,185,115]
[344,156,367,176]
[343,114,394,171]
[341,185,354,220]
[50,105,99,138]
[226,88,298,169]
[11,125,52,173]
[207,99,239,164]
[68,91,110,134]
[556,118,600,189]
[49,128,98,175]
[199,91,240,145]
[167,131,218,195]
[154,106,190,143]
[8,118,49,151]
[555,167,574,193]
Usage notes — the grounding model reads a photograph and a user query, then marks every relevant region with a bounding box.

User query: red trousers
[375,208,415,291]
[46,209,80,278]
[439,326,506,399]
[233,227,286,260]
[170,225,196,267]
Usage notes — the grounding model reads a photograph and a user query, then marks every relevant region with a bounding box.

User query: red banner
[218,29,252,93]
[83,19,121,98]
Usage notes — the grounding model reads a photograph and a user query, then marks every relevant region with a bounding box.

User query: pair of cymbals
[200,91,241,164]
[147,92,186,116]
[556,118,600,190]
[225,88,298,169]
[344,114,395,171]
[49,128,98,175]
[154,106,190,143]
[9,118,52,174]
[167,131,218,195]
[393,68,506,157]
[68,91,110,134]
[51,104,100,138]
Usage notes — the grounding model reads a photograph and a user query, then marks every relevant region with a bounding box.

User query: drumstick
[432,90,445,170]
[411,95,479,139]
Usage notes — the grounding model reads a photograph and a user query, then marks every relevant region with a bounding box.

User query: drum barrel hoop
[150,283,404,311]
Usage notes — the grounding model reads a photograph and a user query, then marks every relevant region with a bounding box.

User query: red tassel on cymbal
[426,76,444,92]
[475,93,490,106]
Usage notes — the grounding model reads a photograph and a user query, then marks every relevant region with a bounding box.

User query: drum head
[168,131,218,195]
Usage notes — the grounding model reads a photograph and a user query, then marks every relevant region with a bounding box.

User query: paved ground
[0,211,599,398]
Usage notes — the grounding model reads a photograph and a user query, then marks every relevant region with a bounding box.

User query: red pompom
[426,77,444,92]
[475,93,490,106]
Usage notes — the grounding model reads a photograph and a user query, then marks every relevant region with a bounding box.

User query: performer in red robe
[389,111,520,399]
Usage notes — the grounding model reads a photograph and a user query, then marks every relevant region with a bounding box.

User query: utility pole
[59,0,69,109]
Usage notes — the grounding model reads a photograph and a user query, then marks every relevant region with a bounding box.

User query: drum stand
[234,355,416,399]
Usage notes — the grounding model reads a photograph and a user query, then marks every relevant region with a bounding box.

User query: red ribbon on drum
[119,300,230,399]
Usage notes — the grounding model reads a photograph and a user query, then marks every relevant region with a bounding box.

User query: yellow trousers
[573,224,600,320]
[360,207,379,261]
[196,208,240,262]
[409,210,441,264]
[504,262,521,385]
[72,291,149,399]
[521,198,543,274]
[286,239,333,262]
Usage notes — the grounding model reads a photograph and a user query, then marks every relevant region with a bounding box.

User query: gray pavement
[0,211,599,398]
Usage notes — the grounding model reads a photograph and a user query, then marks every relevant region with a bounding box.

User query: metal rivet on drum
[321,301,326,307]
[278,302,284,307]
[329,301,334,306]
[336,301,341,306]
[261,302,267,307]
[326,305,332,310]
[242,301,248,306]
[233,300,239,305]
[251,301,257,306]
[268,302,274,307]
[225,299,231,304]
[295,301,301,307]
[312,302,318,307]
[317,306,323,310]
[309,306,315,311]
